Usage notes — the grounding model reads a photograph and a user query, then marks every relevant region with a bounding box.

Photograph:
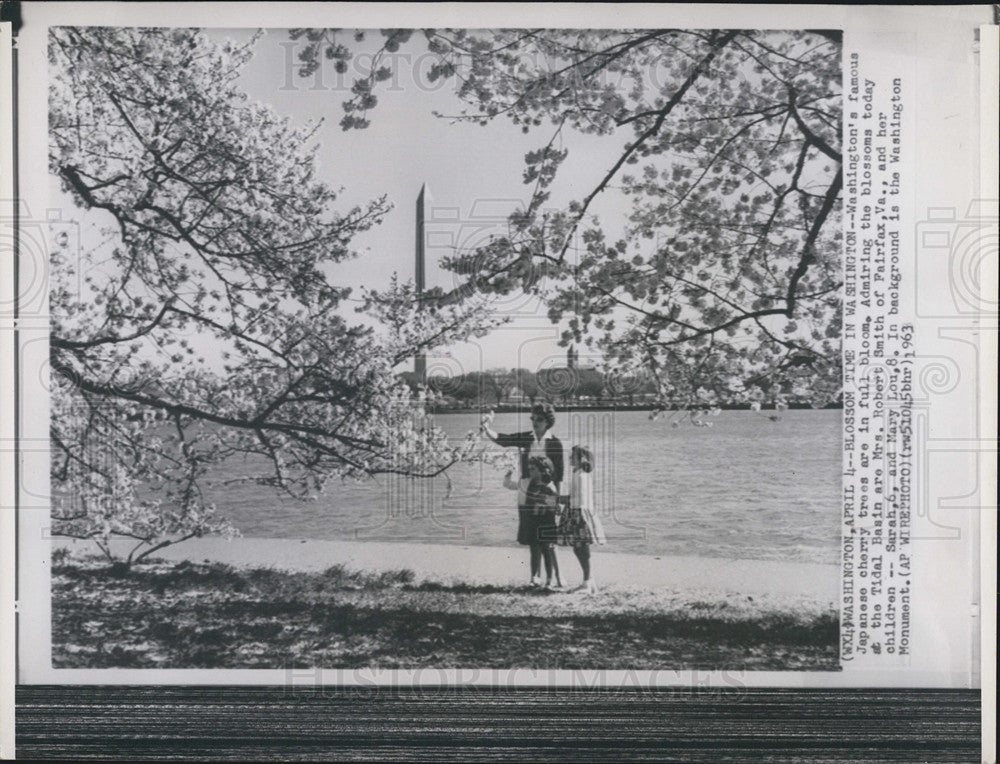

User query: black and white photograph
[43,24,846,672]
[2,3,994,761]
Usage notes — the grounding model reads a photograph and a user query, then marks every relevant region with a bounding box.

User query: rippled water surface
[204,409,842,564]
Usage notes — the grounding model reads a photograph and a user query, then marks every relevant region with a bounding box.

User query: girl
[557,446,606,594]
[505,455,563,589]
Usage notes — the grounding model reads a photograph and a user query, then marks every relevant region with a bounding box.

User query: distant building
[566,344,596,370]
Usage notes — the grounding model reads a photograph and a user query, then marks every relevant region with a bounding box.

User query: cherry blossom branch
[555,31,739,261]
[785,167,842,317]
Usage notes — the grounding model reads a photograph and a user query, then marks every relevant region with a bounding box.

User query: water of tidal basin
[205,409,841,564]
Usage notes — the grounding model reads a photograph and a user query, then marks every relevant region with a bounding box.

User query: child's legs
[529,543,542,578]
[543,544,561,583]
[573,544,591,580]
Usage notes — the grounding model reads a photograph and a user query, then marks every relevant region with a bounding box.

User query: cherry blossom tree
[48,27,496,565]
[294,28,843,412]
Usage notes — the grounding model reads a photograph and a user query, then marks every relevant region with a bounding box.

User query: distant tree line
[398,367,616,408]
[398,365,843,410]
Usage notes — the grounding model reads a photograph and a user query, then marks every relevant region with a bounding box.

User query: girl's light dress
[557,469,606,546]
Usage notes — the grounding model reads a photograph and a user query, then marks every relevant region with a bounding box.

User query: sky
[54,27,838,381]
[207,28,636,375]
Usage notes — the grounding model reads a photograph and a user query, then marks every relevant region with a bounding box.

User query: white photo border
[2,3,995,706]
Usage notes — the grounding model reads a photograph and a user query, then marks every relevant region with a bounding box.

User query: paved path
[55,536,838,604]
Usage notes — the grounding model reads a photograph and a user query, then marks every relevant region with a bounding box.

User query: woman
[482,402,565,588]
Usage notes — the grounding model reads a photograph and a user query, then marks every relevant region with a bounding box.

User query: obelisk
[414,184,427,384]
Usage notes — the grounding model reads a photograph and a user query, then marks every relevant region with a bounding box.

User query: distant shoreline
[426,402,843,415]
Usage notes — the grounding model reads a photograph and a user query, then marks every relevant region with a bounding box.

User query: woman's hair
[530,402,556,430]
[527,455,555,483]
[571,446,593,473]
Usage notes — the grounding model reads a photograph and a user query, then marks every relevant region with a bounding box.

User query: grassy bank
[52,553,839,671]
